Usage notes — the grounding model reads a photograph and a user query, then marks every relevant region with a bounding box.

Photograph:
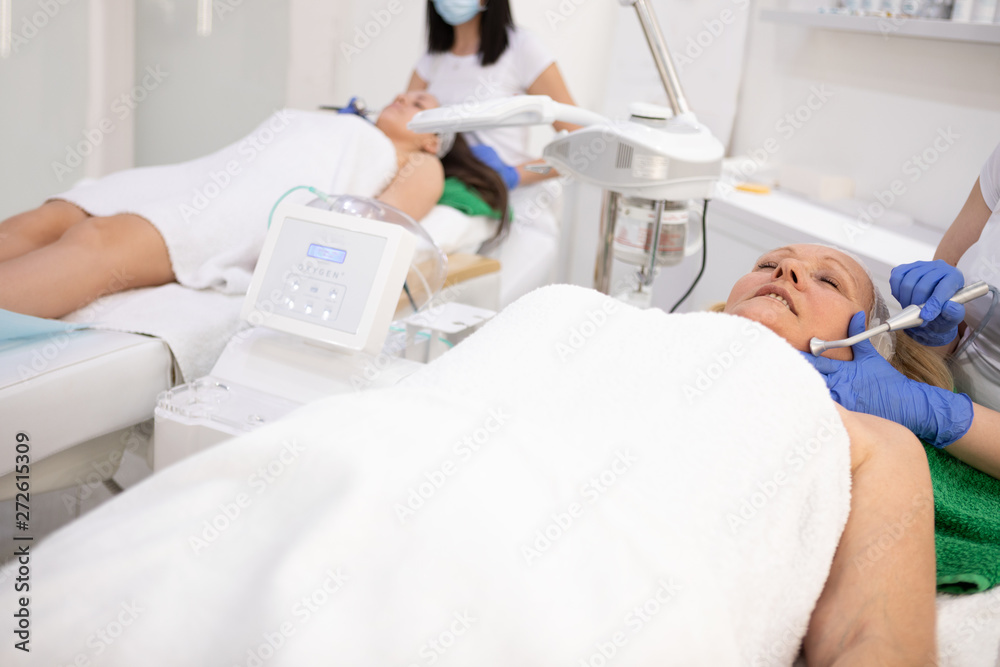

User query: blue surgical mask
[432,0,484,26]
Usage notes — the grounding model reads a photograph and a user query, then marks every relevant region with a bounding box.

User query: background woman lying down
[2,245,997,665]
[0,91,507,320]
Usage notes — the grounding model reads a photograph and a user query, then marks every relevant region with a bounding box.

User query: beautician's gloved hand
[470,144,520,190]
[337,96,367,118]
[801,311,974,448]
[890,259,966,347]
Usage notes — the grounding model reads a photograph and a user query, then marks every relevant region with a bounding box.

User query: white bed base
[0,330,172,500]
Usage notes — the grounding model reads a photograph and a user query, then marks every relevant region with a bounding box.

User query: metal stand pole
[594,190,620,294]
[631,0,690,117]
[641,198,665,287]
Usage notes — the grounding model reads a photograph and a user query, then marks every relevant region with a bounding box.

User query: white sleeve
[510,27,555,91]
[414,52,435,84]
[981,141,1000,211]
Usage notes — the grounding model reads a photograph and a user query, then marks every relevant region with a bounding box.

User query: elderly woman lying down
[5,244,999,666]
[0,92,507,319]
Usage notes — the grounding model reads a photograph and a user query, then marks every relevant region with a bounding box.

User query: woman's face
[376,92,441,152]
[724,244,873,361]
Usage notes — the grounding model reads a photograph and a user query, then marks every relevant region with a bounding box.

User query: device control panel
[242,203,415,353]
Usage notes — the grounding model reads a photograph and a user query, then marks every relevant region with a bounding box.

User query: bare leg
[0,200,90,262]
[0,214,175,318]
[805,406,937,666]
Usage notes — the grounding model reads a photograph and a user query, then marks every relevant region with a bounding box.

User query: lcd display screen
[307,243,347,264]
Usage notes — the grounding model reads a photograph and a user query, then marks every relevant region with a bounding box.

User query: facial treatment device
[809,281,991,356]
[408,0,724,308]
[241,199,417,353]
[153,196,452,470]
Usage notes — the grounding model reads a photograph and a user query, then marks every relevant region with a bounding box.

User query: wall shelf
[760,9,1000,44]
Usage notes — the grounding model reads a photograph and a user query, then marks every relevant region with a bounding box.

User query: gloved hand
[470,143,520,190]
[337,96,367,118]
[890,259,966,347]
[801,311,974,448]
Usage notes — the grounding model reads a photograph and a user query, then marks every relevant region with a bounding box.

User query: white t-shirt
[415,27,554,166]
[953,142,1000,407]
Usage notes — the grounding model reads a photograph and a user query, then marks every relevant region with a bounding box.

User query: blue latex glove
[470,143,520,190]
[890,259,966,347]
[337,96,367,118]
[802,310,974,448]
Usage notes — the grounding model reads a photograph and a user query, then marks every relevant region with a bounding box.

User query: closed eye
[819,275,841,290]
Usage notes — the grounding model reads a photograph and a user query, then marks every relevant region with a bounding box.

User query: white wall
[731,0,1000,230]
[134,0,290,165]
[0,0,92,220]
[0,0,291,220]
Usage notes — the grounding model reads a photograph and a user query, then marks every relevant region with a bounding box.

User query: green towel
[924,442,1000,593]
[438,177,503,220]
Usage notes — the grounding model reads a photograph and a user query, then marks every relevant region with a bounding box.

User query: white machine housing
[409,96,722,204]
[242,202,416,355]
[542,109,723,201]
[154,202,424,470]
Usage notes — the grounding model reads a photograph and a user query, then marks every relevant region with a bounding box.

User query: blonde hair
[707,302,954,391]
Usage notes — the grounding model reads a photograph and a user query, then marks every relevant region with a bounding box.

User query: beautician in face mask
[407,0,580,190]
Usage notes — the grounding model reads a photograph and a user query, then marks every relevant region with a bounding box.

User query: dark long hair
[426,0,514,67]
[442,133,510,252]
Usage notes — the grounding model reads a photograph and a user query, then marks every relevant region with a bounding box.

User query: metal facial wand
[809,280,990,356]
